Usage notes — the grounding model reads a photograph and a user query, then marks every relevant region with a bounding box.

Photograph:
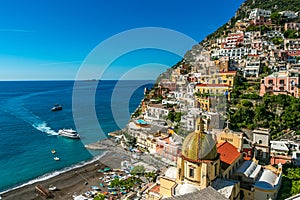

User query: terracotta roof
[196,84,230,87]
[217,142,241,165]
[149,184,160,194]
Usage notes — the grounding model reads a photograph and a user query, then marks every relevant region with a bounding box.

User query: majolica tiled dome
[181,118,217,161]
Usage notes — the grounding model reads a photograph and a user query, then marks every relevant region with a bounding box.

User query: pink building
[287,50,300,57]
[285,22,300,31]
[250,16,272,26]
[156,136,181,162]
[222,31,244,49]
[259,70,300,98]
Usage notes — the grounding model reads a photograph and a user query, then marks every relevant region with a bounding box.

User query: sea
[0,80,153,193]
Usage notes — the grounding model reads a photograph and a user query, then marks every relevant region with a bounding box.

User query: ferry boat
[58,128,80,139]
[51,104,62,111]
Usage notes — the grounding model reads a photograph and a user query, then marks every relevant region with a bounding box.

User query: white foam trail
[3,93,59,136]
[0,152,108,195]
[32,122,58,135]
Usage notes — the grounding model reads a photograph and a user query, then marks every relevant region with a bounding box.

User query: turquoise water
[0,80,153,192]
[136,119,150,124]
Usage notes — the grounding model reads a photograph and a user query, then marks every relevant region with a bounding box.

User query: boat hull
[58,129,80,139]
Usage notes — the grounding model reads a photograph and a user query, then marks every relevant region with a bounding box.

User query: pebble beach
[0,140,132,200]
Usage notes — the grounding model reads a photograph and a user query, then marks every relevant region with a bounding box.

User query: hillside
[203,0,300,43]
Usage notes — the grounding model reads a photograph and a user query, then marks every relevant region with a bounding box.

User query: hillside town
[41,2,300,200]
[105,4,300,200]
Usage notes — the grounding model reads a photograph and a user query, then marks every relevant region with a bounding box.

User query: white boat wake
[3,91,59,136]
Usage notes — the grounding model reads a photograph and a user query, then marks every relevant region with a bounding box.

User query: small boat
[54,157,60,161]
[51,104,62,111]
[51,150,56,154]
[48,185,57,191]
[58,129,80,139]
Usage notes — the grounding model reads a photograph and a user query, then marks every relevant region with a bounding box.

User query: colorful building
[259,70,300,98]
[156,135,182,162]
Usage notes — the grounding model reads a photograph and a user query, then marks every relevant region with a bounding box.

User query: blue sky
[0,0,245,80]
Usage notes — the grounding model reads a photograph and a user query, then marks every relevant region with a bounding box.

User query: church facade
[146,118,282,200]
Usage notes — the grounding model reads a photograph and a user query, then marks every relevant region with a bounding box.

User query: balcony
[265,88,274,92]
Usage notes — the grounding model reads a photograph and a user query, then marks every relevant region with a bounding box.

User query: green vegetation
[110,176,141,191]
[246,25,272,33]
[278,164,300,200]
[167,111,181,123]
[123,132,137,148]
[156,95,164,103]
[132,108,142,118]
[271,37,284,45]
[229,94,300,136]
[243,0,300,12]
[145,172,157,183]
[94,194,105,200]
[284,30,300,39]
[130,165,145,176]
[201,0,300,44]
[230,76,261,102]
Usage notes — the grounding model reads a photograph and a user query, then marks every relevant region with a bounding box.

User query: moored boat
[54,157,60,161]
[48,185,57,191]
[51,104,62,111]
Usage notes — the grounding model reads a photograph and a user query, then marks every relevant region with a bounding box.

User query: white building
[253,128,270,162]
[144,104,170,121]
[211,48,258,60]
[234,160,282,200]
[243,61,261,78]
[180,108,201,132]
[249,8,271,19]
[162,99,179,105]
[266,31,284,39]
[279,10,298,19]
[270,141,289,156]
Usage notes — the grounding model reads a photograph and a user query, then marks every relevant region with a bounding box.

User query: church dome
[181,118,217,161]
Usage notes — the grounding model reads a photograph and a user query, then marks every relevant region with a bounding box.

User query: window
[268,80,273,84]
[189,168,195,178]
[258,150,263,156]
[214,163,218,177]
[279,80,285,84]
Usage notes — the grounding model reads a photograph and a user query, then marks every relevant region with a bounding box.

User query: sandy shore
[0,146,131,200]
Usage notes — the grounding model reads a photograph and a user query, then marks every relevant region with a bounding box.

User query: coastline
[0,139,131,200]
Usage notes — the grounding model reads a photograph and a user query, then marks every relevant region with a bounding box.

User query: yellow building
[218,71,236,87]
[147,117,282,200]
[196,97,211,111]
[195,83,230,96]
[212,125,244,152]
[158,118,220,197]
[176,118,220,189]
[199,71,236,87]
[154,118,241,199]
